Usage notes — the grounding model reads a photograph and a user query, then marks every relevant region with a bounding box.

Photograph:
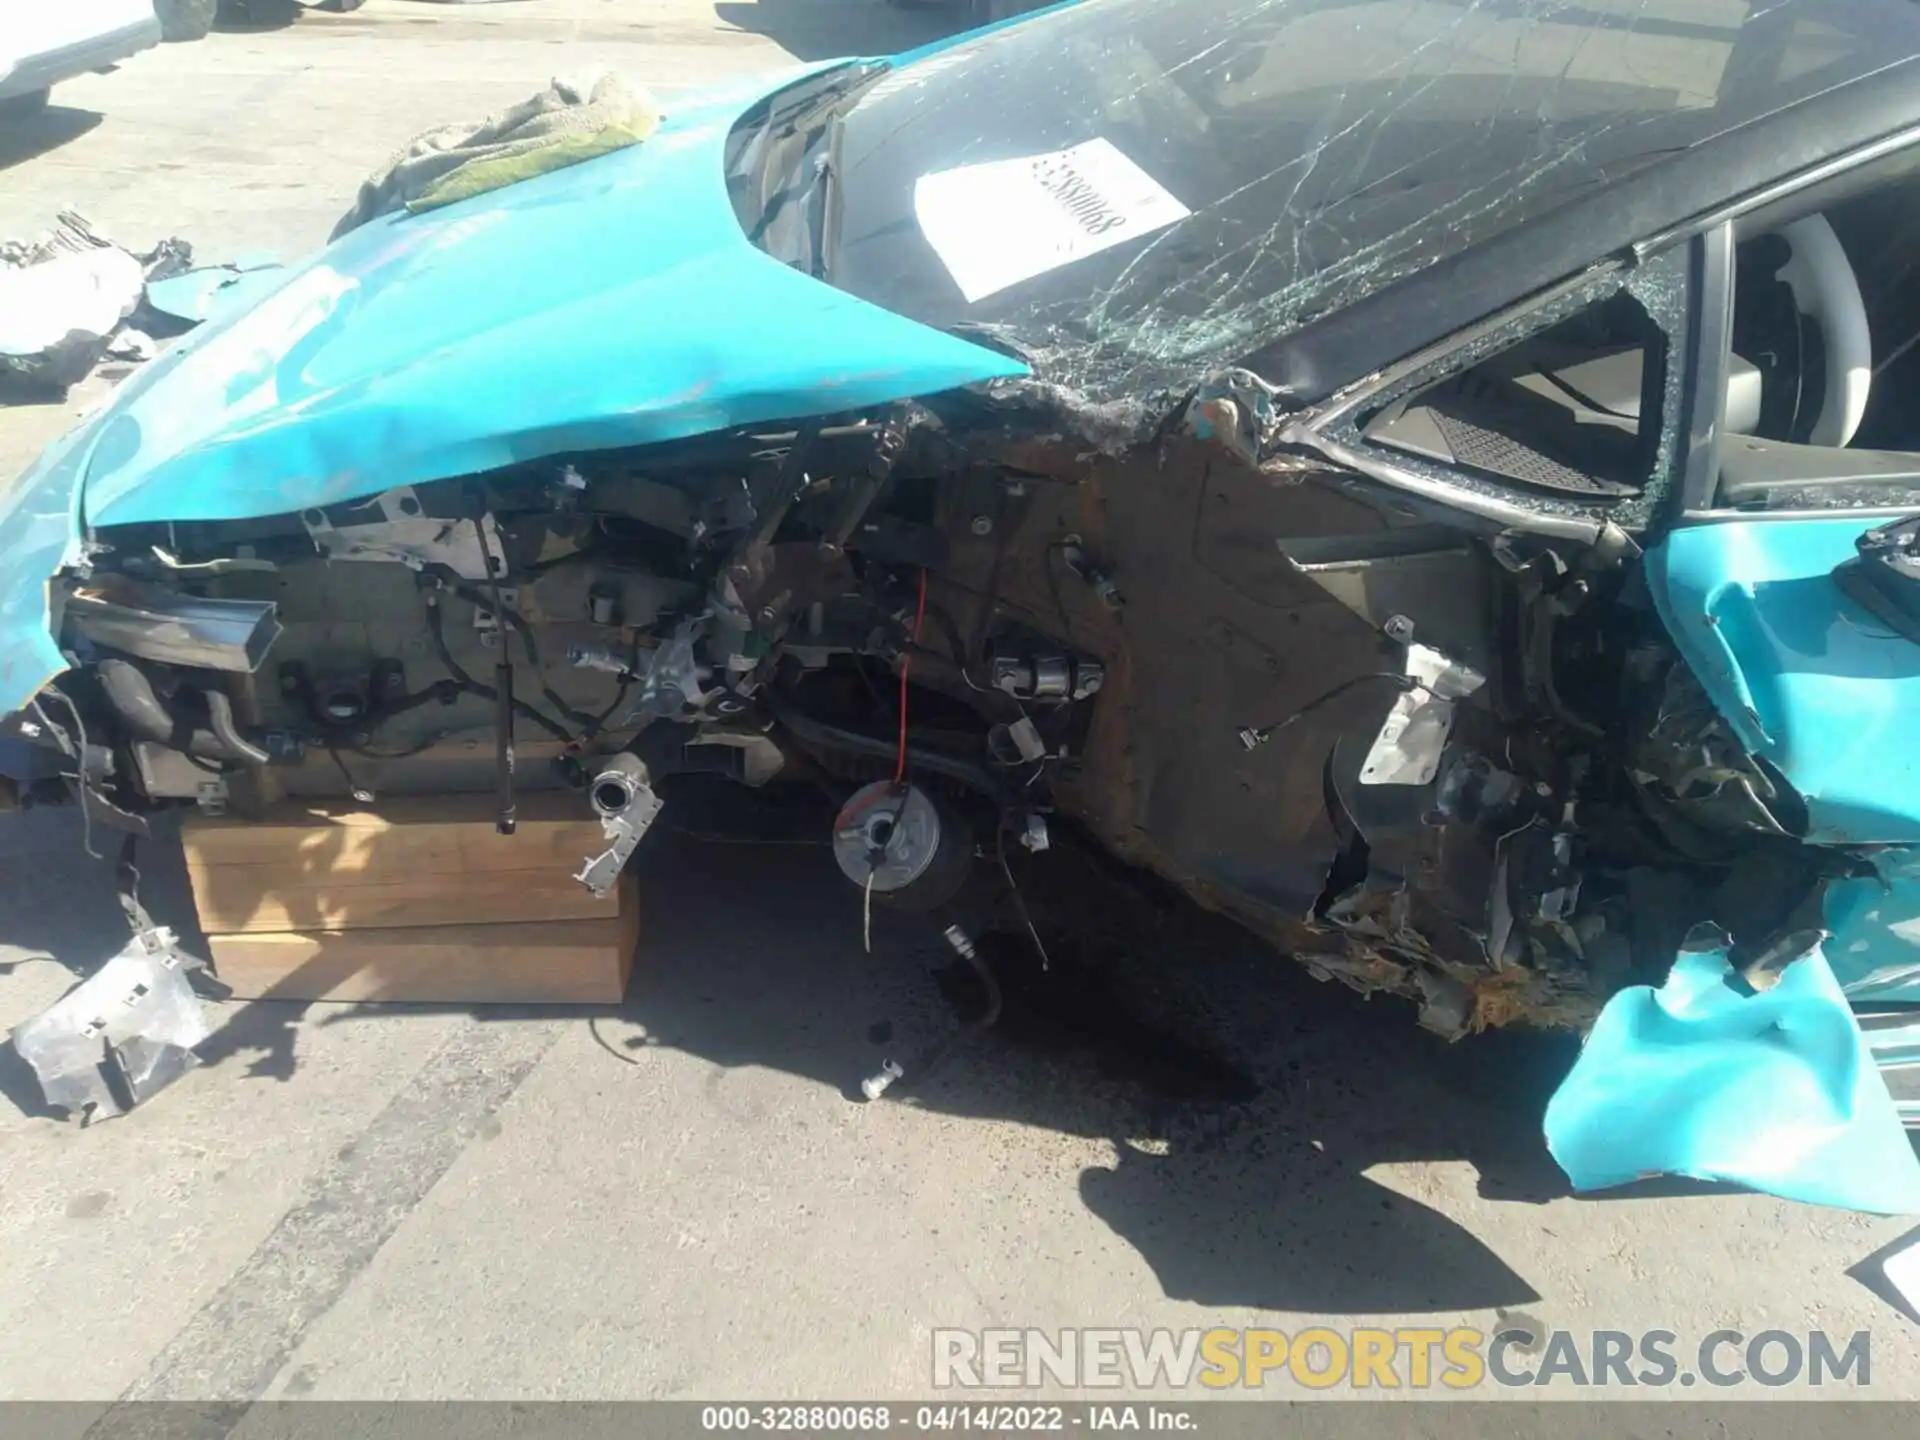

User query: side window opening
[1360,288,1667,502]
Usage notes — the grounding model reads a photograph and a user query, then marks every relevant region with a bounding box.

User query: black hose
[96,659,257,763]
[768,696,1012,803]
[1235,672,1426,751]
[904,929,1004,1093]
[579,679,632,743]
[383,678,463,718]
[443,575,596,730]
[422,592,576,744]
[921,601,972,678]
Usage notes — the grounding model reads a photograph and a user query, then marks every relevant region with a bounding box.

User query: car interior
[1714,172,1920,511]
[1360,157,1920,515]
[1361,290,1667,500]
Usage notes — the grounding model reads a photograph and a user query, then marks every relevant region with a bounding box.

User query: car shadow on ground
[0,106,103,171]
[603,785,1571,1314]
[714,0,965,61]
[0,784,1729,1316]
[213,0,302,33]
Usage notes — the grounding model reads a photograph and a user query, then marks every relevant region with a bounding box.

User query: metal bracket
[575,788,664,897]
[303,487,503,582]
[575,752,667,897]
[1358,643,1487,788]
[474,588,519,650]
[11,926,211,1122]
[620,615,710,724]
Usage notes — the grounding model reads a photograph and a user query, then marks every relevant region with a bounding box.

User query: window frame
[1288,246,1693,544]
[1669,122,1920,525]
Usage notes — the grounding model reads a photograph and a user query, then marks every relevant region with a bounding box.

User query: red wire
[895,567,927,785]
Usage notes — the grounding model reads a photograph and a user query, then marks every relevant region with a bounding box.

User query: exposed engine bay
[6,386,1855,1039]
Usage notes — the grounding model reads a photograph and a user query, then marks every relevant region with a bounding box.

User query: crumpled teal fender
[0,59,1027,719]
[1577,515,1920,1211]
[0,423,93,725]
[1645,517,1920,844]
[1544,941,1920,1214]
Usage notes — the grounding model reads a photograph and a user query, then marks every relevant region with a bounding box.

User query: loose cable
[895,567,928,785]
[1236,673,1432,752]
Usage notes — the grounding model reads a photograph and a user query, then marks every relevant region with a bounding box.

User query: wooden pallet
[183,793,636,1005]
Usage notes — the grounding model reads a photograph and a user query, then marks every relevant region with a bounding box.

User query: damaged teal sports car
[6,0,1920,1210]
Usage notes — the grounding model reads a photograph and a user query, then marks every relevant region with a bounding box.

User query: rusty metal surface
[910,421,1603,1029]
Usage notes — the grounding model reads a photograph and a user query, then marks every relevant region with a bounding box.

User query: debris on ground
[9,927,212,1124]
[331,71,662,237]
[1885,1232,1920,1321]
[0,213,195,402]
[103,328,157,363]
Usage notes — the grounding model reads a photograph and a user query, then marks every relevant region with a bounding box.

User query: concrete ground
[2,0,1919,1409]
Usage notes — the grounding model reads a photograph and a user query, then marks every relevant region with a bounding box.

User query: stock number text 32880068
[700,1406,1076,1431]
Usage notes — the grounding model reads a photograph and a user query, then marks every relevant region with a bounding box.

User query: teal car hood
[0,63,1026,718]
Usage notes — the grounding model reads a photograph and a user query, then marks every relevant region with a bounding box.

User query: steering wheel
[1768,214,1873,447]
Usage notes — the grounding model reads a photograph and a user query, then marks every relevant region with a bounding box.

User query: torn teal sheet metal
[1544,941,1920,1214]
[1645,518,1920,845]
[0,61,1027,719]
[1827,848,1920,1002]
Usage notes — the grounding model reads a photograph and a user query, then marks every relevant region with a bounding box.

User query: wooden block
[207,876,640,1004]
[183,792,612,932]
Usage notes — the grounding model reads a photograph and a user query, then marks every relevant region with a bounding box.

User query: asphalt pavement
[1,0,1917,1410]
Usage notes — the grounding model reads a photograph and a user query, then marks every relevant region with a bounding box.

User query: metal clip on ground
[856,923,1003,1103]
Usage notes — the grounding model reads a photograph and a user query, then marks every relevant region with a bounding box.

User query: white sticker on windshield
[913,138,1190,304]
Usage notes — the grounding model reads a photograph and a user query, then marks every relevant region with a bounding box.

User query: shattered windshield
[786,0,1915,404]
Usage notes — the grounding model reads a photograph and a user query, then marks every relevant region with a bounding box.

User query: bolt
[860,1059,905,1102]
[1535,781,1554,798]
[970,514,994,537]
[1384,614,1415,643]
